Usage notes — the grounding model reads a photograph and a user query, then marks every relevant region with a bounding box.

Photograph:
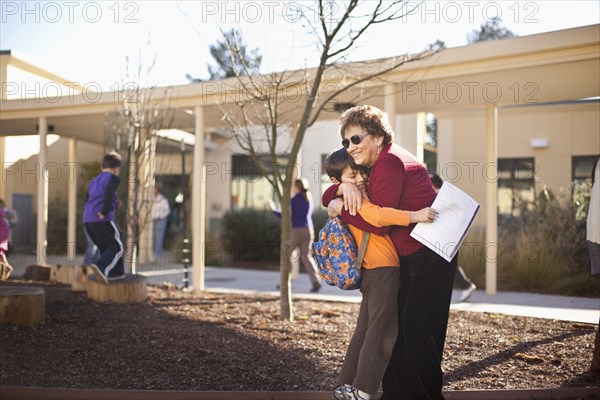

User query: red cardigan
[322,143,437,257]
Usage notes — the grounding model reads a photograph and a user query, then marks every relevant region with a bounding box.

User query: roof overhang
[1,24,598,144]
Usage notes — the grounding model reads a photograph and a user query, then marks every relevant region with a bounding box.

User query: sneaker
[107,274,125,282]
[332,385,353,400]
[89,264,108,285]
[332,385,372,400]
[458,283,476,302]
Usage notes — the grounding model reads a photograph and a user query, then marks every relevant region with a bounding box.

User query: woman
[322,105,456,399]
[273,178,321,292]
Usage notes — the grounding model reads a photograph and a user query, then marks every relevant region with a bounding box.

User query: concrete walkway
[6,253,599,324]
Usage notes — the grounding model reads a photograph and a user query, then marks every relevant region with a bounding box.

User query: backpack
[312,216,370,290]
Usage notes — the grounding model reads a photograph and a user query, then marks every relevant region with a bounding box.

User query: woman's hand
[409,207,438,223]
[338,182,362,216]
[327,198,344,218]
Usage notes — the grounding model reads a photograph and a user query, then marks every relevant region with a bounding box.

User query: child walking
[83,151,125,284]
[324,148,436,400]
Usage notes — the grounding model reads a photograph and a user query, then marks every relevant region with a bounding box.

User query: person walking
[431,174,477,302]
[152,187,171,262]
[323,105,456,399]
[272,178,321,292]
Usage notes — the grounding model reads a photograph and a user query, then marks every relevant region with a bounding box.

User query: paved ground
[6,252,599,324]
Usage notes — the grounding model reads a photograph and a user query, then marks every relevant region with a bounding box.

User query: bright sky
[1,1,599,163]
[1,1,599,89]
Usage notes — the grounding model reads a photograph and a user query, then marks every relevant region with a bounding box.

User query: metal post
[181,139,190,289]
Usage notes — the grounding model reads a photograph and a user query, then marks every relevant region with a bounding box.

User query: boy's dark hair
[324,148,368,182]
[102,151,122,169]
[430,174,443,189]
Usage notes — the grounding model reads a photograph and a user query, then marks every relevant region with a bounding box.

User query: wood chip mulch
[1,280,599,392]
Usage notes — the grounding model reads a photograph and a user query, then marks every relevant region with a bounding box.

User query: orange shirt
[347,200,410,269]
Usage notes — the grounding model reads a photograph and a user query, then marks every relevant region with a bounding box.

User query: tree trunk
[50,264,77,285]
[87,274,147,304]
[0,286,45,326]
[279,195,293,321]
[71,265,92,292]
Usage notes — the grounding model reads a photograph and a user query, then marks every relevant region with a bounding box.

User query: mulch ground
[1,279,599,392]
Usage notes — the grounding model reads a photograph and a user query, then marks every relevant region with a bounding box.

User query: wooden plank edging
[0,386,598,400]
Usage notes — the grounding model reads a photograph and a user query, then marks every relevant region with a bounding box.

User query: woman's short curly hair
[339,105,395,145]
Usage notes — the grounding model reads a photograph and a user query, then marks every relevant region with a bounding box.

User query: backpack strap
[353,232,370,269]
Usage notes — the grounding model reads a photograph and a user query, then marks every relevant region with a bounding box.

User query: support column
[1,56,8,200]
[67,138,77,262]
[384,84,397,135]
[37,117,48,264]
[192,106,206,292]
[139,131,155,263]
[416,111,426,163]
[485,104,498,295]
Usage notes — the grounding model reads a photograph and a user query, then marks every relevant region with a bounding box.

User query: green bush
[312,208,329,239]
[220,208,281,267]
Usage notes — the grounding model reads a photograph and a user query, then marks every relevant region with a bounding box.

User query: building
[2,24,599,292]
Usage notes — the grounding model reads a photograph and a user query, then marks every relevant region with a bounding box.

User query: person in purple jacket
[83,151,124,284]
[271,178,321,292]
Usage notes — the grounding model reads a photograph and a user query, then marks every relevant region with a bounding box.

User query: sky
[1,1,599,163]
[1,0,599,90]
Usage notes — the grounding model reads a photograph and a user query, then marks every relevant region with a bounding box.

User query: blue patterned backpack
[312,216,370,290]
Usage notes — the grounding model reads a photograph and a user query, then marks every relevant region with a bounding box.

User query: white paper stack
[410,181,480,262]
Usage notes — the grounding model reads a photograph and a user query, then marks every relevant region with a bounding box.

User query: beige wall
[4,101,597,237]
[3,137,103,212]
[436,101,600,227]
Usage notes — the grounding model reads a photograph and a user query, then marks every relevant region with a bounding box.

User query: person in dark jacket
[83,151,124,284]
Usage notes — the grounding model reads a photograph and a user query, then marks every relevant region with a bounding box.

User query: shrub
[312,208,329,239]
[459,184,598,297]
[220,208,281,267]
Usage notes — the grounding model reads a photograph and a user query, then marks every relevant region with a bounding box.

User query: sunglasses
[342,133,371,149]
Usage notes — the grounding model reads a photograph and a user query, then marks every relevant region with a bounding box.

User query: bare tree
[104,51,176,271]
[216,0,443,320]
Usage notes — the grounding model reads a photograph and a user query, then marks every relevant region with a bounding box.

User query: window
[572,155,598,189]
[424,112,438,174]
[497,158,536,217]
[425,112,437,148]
[319,153,333,203]
[230,154,287,210]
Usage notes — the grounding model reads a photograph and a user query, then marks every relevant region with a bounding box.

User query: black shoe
[310,282,321,293]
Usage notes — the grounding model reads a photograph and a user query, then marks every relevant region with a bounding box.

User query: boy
[324,148,436,400]
[83,151,125,284]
